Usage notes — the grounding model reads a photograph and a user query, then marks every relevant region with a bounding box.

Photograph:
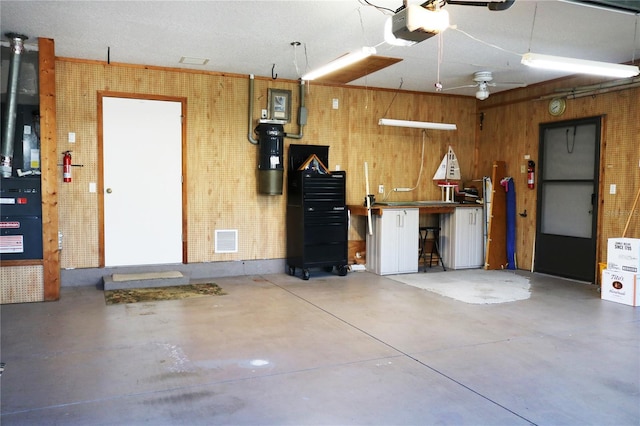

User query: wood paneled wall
[55,59,476,268]
[478,76,640,272]
[55,58,638,275]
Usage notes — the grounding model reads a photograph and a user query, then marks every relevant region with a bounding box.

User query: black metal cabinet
[286,170,348,280]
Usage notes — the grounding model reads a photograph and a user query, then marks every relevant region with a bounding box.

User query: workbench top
[348,202,481,216]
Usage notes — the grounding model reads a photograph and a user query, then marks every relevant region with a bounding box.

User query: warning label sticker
[0,222,21,229]
[0,235,24,253]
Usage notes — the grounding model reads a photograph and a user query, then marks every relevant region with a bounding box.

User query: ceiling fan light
[301,46,376,81]
[475,89,489,100]
[521,52,640,78]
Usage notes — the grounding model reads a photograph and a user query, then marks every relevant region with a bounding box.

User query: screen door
[535,117,600,282]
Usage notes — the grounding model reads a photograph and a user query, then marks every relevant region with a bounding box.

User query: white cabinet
[440,206,484,269]
[367,208,419,275]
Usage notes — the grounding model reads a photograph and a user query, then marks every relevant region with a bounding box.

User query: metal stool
[419,226,446,272]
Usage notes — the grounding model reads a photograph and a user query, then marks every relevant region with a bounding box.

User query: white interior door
[102,97,183,267]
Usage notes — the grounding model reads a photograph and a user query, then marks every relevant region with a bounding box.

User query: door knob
[106,188,113,194]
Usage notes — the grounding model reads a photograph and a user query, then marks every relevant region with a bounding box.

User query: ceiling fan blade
[492,82,527,87]
[441,83,478,91]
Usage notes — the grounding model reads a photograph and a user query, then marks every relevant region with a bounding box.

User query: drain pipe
[247,74,258,145]
[1,33,28,178]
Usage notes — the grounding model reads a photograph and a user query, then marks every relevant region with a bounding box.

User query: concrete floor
[1,269,638,425]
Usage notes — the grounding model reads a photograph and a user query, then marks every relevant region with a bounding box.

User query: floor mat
[388,269,531,304]
[104,283,226,305]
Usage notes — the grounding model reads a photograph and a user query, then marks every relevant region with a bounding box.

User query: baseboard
[61,259,286,287]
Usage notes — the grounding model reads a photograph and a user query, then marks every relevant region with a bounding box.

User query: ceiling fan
[442,71,526,100]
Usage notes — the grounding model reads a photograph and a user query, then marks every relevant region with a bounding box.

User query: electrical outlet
[378,184,384,194]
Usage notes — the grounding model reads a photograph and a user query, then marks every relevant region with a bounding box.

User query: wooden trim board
[485,161,508,270]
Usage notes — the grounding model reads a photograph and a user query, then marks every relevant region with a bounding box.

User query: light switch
[332,98,339,109]
[68,132,76,143]
[89,182,97,193]
[610,184,616,195]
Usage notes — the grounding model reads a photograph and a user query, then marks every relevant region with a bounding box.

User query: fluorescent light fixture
[302,46,376,81]
[521,53,639,78]
[378,118,457,130]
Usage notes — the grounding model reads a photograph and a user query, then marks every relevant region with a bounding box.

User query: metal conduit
[539,76,640,100]
[248,74,306,144]
[247,74,258,145]
[285,80,306,139]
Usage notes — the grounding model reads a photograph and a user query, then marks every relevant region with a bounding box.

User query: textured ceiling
[1,0,639,98]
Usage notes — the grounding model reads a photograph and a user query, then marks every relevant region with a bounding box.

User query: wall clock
[548,97,566,116]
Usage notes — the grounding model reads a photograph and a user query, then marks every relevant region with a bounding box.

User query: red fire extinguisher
[527,160,535,189]
[63,151,72,183]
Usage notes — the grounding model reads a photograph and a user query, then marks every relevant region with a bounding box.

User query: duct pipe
[285,79,306,139]
[247,74,258,145]
[1,33,28,178]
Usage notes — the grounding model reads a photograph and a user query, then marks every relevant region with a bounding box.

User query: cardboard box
[601,269,639,306]
[607,238,640,273]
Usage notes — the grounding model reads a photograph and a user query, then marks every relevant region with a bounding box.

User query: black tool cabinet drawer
[304,223,346,244]
[304,206,345,220]
[304,242,347,263]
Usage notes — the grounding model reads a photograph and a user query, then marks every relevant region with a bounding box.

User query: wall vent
[215,229,238,253]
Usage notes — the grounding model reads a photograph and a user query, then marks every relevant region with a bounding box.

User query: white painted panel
[103,97,182,267]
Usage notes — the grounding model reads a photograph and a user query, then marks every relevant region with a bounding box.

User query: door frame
[535,115,603,282]
[97,91,188,267]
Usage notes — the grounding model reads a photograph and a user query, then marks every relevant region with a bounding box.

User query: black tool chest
[286,169,348,280]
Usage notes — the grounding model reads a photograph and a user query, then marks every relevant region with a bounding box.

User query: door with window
[535,117,600,282]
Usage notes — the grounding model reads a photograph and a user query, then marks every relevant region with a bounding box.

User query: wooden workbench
[348,202,475,216]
